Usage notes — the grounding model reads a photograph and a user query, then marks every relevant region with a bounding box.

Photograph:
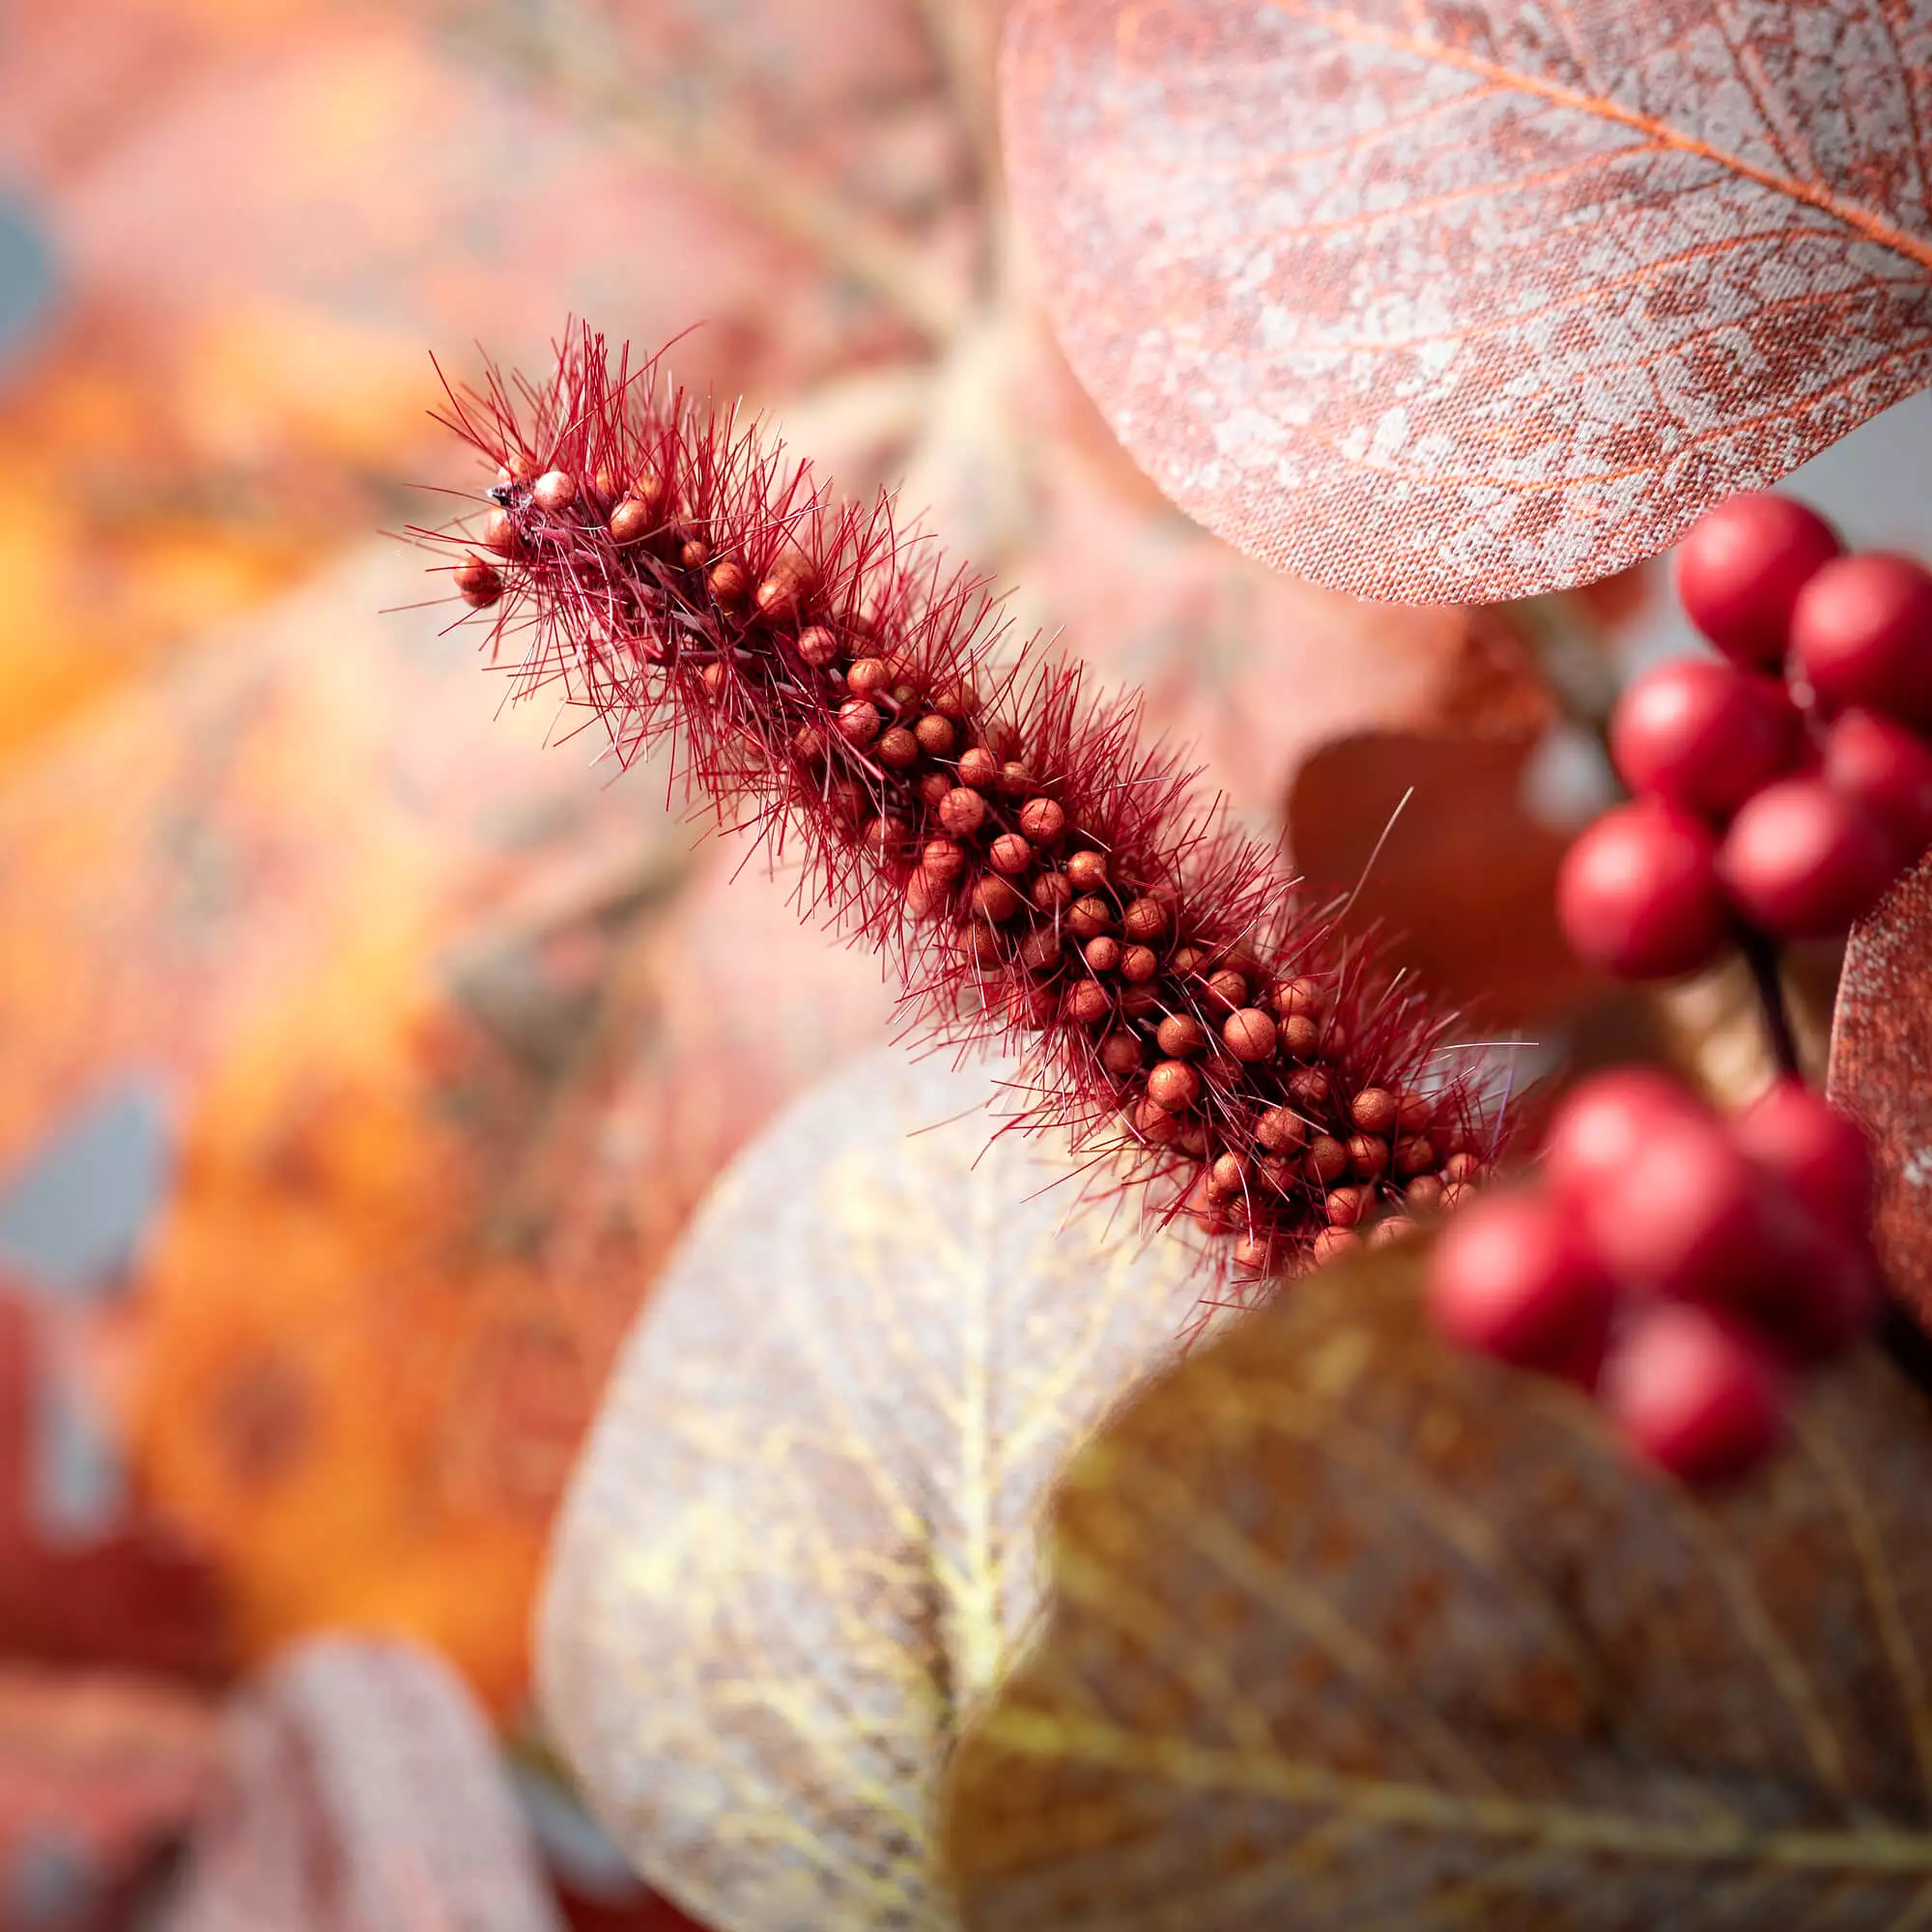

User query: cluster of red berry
[1428,1070,1879,1481]
[1560,494,1932,978]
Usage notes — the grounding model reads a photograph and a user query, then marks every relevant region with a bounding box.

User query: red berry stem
[420,327,1492,1288]
[1735,925,1803,1082]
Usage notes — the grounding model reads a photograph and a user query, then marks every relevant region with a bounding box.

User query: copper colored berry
[1350,1088,1398,1135]
[795,625,840,668]
[1604,1304,1783,1482]
[532,469,578,512]
[1822,709,1932,866]
[1032,872,1073,914]
[679,538,710,569]
[1396,1090,1432,1134]
[1272,976,1323,1017]
[1065,980,1112,1026]
[1065,850,1109,893]
[1223,1008,1276,1062]
[1406,1175,1446,1210]
[1442,1151,1482,1184]
[609,497,654,544]
[876,726,919,770]
[971,875,1023,923]
[1084,936,1122,974]
[1394,1136,1435,1179]
[1369,1216,1416,1248]
[1018,797,1065,844]
[988,833,1033,876]
[482,508,525,555]
[1147,1060,1201,1112]
[1017,927,1062,973]
[1305,1135,1349,1185]
[957,747,1000,789]
[1234,1235,1279,1275]
[1255,1106,1306,1155]
[1208,1152,1248,1201]
[1734,1080,1875,1239]
[1557,798,1727,980]
[1289,1067,1332,1110]
[453,554,502,608]
[1156,1012,1207,1058]
[708,559,750,605]
[1427,1193,1615,1384]
[1675,493,1841,668]
[1347,1134,1390,1179]
[1324,1185,1370,1229]
[1608,658,1798,817]
[1718,775,1893,938]
[755,570,804,619]
[914,713,956,756]
[1309,1228,1359,1265]
[921,837,965,881]
[1098,1032,1144,1077]
[1791,552,1932,728]
[1122,896,1170,943]
[837,698,881,745]
[1121,945,1159,982]
[1278,1014,1321,1059]
[1066,895,1113,939]
[844,657,891,697]
[939,787,988,838]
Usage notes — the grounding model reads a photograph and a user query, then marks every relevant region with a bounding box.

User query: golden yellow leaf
[943,1243,1932,1930]
[539,1048,1215,1931]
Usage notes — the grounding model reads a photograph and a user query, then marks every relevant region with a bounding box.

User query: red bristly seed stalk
[421,328,1490,1286]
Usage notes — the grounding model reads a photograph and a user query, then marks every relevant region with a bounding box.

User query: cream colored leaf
[943,1243,1932,1929]
[539,1048,1212,1932]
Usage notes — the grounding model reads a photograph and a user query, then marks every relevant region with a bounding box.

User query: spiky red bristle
[419,326,1492,1291]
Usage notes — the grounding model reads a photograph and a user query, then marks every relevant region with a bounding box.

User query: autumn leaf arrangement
[411,3,1932,1928]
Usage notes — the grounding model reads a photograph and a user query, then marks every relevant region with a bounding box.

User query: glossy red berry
[1427,1193,1616,1385]
[1675,494,1841,668]
[1734,1080,1875,1239]
[1791,552,1932,728]
[1605,1304,1784,1482]
[1581,1102,1781,1309]
[1717,775,1894,938]
[1556,799,1727,980]
[1542,1069,1708,1203]
[1609,657,1798,818]
[1822,709,1932,867]
[1747,1208,1882,1365]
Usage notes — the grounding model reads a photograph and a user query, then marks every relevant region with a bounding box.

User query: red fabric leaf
[1830,846,1932,1327]
[163,1637,564,1932]
[1002,0,1932,602]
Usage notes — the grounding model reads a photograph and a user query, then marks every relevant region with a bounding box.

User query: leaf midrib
[1269,1,1932,277]
[977,1707,1932,1874]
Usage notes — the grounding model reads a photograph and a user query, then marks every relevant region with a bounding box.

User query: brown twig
[440,0,971,346]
